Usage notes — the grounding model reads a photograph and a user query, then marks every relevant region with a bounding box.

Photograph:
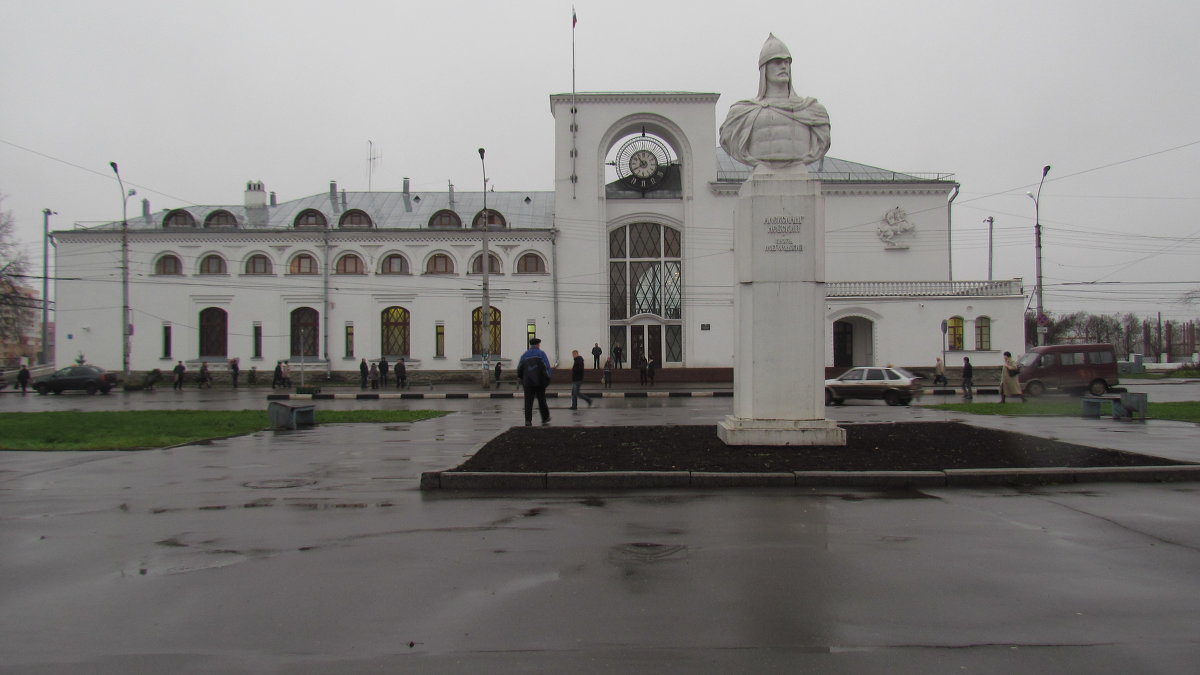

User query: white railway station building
[53,92,1025,377]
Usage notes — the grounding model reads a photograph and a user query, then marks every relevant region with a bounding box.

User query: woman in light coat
[1000,351,1024,403]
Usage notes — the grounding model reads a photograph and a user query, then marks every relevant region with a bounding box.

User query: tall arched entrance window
[608,222,683,367]
[472,306,501,357]
[290,307,319,357]
[381,306,410,356]
[199,307,228,358]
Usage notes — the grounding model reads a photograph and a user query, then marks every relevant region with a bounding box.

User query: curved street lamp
[1026,164,1051,345]
[109,162,135,378]
[478,148,493,388]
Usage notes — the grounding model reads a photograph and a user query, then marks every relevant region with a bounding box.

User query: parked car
[32,365,119,395]
[825,366,924,406]
[1017,343,1119,397]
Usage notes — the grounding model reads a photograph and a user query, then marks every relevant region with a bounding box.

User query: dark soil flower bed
[451,422,1190,473]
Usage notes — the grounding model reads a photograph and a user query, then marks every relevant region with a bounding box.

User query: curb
[420,465,1200,490]
[267,390,734,401]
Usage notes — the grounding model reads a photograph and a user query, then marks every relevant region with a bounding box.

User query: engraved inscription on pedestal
[764,216,804,252]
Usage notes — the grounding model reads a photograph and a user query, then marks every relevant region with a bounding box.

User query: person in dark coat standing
[173,361,187,390]
[494,361,502,389]
[359,358,369,389]
[379,357,389,388]
[613,344,624,369]
[646,357,656,386]
[396,358,407,389]
[961,356,974,399]
[229,357,240,388]
[639,356,649,385]
[517,338,552,426]
[16,365,30,393]
[569,349,594,409]
[272,361,283,389]
[591,343,603,369]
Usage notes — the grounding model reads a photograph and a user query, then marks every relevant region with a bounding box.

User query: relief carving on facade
[878,206,916,250]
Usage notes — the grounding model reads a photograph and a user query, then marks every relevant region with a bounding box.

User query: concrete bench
[269,401,316,430]
[1082,392,1148,421]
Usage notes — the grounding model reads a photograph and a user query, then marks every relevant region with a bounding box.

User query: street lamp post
[982,216,994,281]
[109,162,135,379]
[1026,165,1051,345]
[478,148,492,389]
[41,208,56,365]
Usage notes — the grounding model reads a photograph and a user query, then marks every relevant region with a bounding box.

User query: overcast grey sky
[3,0,1198,320]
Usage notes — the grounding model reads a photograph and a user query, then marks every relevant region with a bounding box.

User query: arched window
[428,210,462,229]
[425,253,454,275]
[335,254,365,274]
[204,210,237,228]
[290,307,319,357]
[947,316,965,351]
[199,254,227,275]
[198,307,228,357]
[380,254,409,275]
[608,222,684,366]
[470,252,502,274]
[381,306,410,356]
[294,209,327,228]
[516,253,546,274]
[289,254,318,275]
[244,254,272,275]
[339,209,373,227]
[155,255,182,275]
[164,210,197,228]
[975,316,992,351]
[472,209,506,229]
[472,306,501,356]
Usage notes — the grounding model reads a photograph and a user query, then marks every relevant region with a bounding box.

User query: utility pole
[41,208,56,365]
[478,148,492,388]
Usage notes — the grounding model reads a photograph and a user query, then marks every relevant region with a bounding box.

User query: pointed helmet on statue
[758,33,792,67]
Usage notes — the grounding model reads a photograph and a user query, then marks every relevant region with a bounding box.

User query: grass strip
[0,409,449,451]
[923,399,1200,423]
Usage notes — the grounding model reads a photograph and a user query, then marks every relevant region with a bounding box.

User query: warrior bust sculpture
[719,33,831,172]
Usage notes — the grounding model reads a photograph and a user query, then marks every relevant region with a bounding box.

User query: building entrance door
[834,321,853,367]
[627,324,663,369]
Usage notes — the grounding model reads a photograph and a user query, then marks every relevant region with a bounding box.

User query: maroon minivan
[1017,343,1119,397]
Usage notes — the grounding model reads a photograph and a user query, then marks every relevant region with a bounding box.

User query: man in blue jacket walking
[517,338,553,426]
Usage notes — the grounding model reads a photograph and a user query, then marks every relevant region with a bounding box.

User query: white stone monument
[716,34,846,446]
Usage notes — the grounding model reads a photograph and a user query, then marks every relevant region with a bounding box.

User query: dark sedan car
[33,365,119,395]
[825,366,924,406]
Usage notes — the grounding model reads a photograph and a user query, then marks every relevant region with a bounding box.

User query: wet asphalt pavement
[2,383,1199,673]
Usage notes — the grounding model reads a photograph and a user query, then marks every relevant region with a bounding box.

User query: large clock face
[629,150,659,179]
[613,135,672,192]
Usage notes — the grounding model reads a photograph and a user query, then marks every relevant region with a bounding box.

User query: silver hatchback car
[825,366,924,406]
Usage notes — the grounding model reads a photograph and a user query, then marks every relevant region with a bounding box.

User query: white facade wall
[53,230,556,373]
[53,91,1026,375]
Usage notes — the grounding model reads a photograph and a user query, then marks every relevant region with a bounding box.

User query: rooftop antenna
[367,140,383,192]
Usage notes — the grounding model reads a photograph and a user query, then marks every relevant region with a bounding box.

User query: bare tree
[0,193,36,347]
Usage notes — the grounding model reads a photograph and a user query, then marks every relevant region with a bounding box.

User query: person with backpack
[517,337,553,426]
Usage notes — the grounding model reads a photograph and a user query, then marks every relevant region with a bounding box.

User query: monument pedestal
[717,167,846,446]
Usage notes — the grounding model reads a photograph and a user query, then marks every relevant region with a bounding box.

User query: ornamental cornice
[708,181,952,197]
[54,228,556,245]
[550,92,721,107]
